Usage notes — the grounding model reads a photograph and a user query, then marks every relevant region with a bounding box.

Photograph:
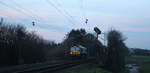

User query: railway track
[0,58,94,73]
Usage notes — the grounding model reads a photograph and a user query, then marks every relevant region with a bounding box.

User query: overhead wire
[79,0,86,19]
[0,1,32,23]
[79,0,88,25]
[0,1,31,17]
[0,0,40,25]
[52,0,80,25]
[1,0,85,26]
[0,6,24,23]
[45,0,77,25]
[10,0,41,21]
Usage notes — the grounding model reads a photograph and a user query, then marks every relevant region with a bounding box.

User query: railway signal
[94,27,101,39]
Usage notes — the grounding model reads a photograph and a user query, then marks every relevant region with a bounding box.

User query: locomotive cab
[69,45,87,59]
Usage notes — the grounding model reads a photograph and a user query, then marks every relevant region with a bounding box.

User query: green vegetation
[121,68,129,73]
[68,68,111,73]
[126,56,150,64]
[126,56,150,73]
[58,64,111,73]
[140,63,150,73]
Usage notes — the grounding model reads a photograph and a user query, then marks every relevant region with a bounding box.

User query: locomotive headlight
[70,52,72,55]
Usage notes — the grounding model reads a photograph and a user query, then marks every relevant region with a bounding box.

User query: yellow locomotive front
[69,45,87,59]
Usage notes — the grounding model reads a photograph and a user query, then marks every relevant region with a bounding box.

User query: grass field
[140,63,150,73]
[126,56,150,73]
[126,56,150,64]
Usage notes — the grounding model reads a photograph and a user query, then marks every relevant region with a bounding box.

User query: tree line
[0,21,57,66]
[0,20,129,73]
[130,48,150,56]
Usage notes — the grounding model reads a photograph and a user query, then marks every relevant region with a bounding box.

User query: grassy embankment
[126,56,150,73]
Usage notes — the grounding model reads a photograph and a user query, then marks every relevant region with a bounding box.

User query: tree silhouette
[105,30,128,73]
[0,22,56,66]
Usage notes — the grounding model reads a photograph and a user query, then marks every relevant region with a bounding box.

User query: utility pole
[32,21,35,26]
[0,18,3,25]
[85,18,88,24]
[104,33,106,46]
[101,33,106,46]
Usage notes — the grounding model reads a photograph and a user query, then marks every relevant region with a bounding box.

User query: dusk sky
[0,0,150,49]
